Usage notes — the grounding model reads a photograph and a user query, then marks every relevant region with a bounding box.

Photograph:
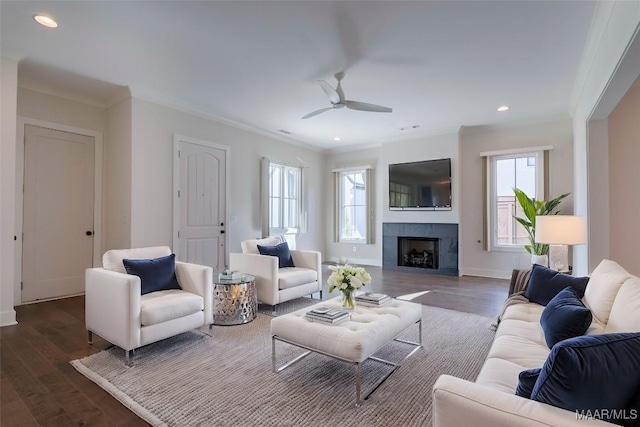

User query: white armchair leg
[87,330,93,344]
[125,349,134,366]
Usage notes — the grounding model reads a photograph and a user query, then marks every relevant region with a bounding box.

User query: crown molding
[17,80,112,108]
[128,86,323,153]
[459,114,571,135]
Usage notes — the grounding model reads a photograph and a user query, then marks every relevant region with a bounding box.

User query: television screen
[389,158,452,209]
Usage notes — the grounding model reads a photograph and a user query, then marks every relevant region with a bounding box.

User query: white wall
[1,56,18,326]
[459,118,574,279]
[608,81,640,275]
[105,97,132,251]
[130,98,326,258]
[382,132,460,224]
[571,1,640,275]
[324,146,382,266]
[586,119,610,268]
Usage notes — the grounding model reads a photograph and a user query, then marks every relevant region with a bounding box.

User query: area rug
[257,296,318,316]
[71,306,495,426]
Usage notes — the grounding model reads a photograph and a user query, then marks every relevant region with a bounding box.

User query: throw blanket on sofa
[496,269,532,325]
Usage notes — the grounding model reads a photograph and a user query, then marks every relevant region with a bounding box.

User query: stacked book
[355,292,392,307]
[305,306,350,324]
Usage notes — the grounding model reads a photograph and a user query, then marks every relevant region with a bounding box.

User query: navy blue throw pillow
[515,368,541,399]
[257,242,295,268]
[525,264,589,306]
[540,286,592,348]
[531,333,640,425]
[123,254,181,295]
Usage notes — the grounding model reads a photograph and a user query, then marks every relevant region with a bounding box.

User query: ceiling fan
[302,72,393,119]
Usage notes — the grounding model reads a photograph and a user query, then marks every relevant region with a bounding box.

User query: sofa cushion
[540,287,592,348]
[123,254,181,295]
[103,246,171,273]
[241,236,282,255]
[476,358,542,394]
[278,267,317,290]
[515,368,541,399]
[495,317,547,347]
[486,334,551,368]
[501,302,545,323]
[258,241,295,268]
[605,276,640,333]
[583,259,631,325]
[530,333,640,423]
[525,264,589,306]
[140,289,204,326]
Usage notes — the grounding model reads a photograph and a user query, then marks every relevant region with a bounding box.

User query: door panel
[177,140,226,272]
[22,125,95,302]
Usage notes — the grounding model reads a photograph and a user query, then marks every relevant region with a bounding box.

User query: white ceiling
[1,1,597,151]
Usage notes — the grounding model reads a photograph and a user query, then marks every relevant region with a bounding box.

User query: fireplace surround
[383,223,458,276]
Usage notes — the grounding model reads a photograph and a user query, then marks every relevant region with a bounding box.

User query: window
[260,158,304,241]
[268,162,301,233]
[335,168,373,244]
[485,149,547,251]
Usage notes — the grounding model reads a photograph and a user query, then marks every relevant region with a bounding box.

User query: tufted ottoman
[270,297,423,406]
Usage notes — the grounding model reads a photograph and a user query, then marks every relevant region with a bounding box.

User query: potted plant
[513,188,570,266]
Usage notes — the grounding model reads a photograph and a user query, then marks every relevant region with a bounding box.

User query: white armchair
[85,246,213,364]
[229,237,322,307]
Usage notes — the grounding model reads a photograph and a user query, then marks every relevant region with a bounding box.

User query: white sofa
[229,237,322,307]
[433,259,640,427]
[85,246,213,364]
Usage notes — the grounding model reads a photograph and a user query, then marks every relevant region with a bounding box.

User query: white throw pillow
[583,259,631,325]
[240,236,283,254]
[103,246,172,273]
[605,276,640,333]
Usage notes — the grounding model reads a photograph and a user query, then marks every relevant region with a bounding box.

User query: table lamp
[535,216,587,273]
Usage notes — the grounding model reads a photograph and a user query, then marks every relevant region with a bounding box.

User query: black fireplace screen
[397,237,439,269]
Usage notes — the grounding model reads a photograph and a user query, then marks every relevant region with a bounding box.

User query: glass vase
[341,289,355,310]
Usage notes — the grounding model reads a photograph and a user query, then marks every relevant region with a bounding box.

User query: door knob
[86,231,93,236]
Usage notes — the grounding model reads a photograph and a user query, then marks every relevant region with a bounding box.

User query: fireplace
[383,223,458,276]
[398,237,439,269]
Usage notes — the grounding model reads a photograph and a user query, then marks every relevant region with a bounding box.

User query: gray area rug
[71,306,495,426]
[257,296,318,316]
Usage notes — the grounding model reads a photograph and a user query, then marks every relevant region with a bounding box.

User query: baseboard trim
[0,309,17,327]
[460,268,511,280]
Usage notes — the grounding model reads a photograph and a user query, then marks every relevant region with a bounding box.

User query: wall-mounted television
[389,158,452,210]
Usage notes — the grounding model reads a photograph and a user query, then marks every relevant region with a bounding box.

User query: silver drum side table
[212,274,257,325]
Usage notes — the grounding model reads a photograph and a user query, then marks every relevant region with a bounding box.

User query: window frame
[268,162,302,235]
[337,169,368,244]
[487,149,545,252]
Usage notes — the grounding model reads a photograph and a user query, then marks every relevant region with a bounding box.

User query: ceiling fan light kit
[302,72,393,119]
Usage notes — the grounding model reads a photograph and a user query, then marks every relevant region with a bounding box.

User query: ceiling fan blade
[318,80,340,104]
[344,100,392,113]
[301,107,334,119]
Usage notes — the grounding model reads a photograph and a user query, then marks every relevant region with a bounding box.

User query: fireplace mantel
[382,223,458,276]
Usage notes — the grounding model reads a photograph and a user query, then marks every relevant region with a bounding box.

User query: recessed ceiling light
[497,105,510,112]
[333,137,341,141]
[33,14,58,28]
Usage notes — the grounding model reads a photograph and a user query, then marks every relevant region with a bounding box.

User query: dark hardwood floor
[1,265,508,426]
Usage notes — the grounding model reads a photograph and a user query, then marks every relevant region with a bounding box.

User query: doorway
[173,135,229,273]
[21,124,96,302]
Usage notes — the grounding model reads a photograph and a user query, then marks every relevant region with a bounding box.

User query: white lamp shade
[535,216,587,245]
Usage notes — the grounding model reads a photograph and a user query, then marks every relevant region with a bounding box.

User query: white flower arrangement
[327,264,372,294]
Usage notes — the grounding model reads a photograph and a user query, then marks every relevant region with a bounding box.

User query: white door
[22,125,95,302]
[175,138,227,272]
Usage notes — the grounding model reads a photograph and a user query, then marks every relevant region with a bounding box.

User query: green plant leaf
[512,188,570,255]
